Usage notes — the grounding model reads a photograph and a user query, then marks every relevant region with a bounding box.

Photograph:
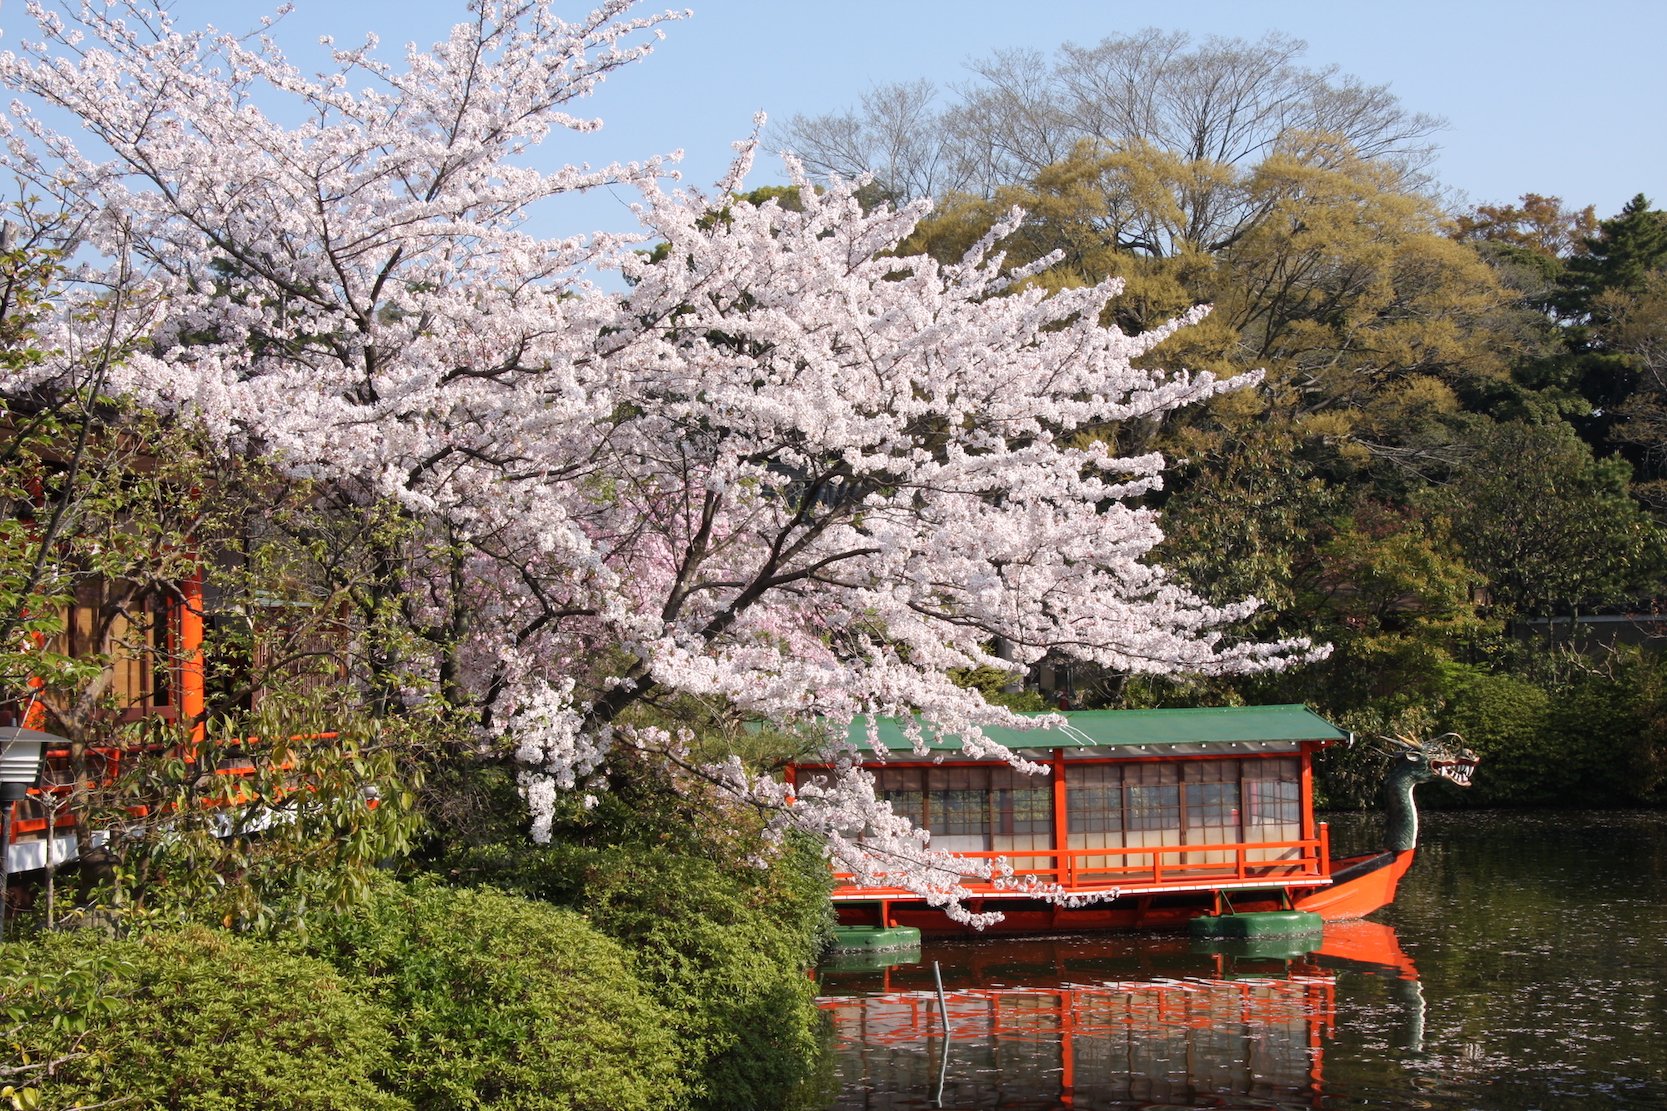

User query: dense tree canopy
[780,32,1667,741]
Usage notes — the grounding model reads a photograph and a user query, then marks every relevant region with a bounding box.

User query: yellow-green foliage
[9,928,406,1111]
[304,881,687,1111]
[443,833,834,1111]
[1436,669,1557,804]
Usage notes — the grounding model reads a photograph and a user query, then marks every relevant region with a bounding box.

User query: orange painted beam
[179,565,205,746]
[1051,747,1068,887]
[1299,749,1315,843]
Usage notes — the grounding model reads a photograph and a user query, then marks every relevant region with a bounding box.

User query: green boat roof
[847,704,1347,753]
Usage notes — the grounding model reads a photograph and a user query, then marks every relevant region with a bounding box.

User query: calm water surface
[815,810,1667,1110]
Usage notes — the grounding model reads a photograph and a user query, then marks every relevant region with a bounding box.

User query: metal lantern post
[0,726,55,942]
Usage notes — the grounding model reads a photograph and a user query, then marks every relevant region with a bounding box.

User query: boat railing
[831,834,1330,898]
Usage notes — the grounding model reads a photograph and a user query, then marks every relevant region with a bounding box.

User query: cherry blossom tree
[0,0,1324,920]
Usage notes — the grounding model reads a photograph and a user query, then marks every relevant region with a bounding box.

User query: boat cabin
[790,704,1352,934]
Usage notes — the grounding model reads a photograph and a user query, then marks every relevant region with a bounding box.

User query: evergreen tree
[1555,193,1667,324]
[1500,194,1667,453]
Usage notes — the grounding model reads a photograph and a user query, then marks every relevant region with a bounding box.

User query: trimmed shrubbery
[6,928,407,1111]
[566,846,830,1111]
[441,836,834,1111]
[423,751,836,1111]
[7,865,826,1111]
[303,880,687,1111]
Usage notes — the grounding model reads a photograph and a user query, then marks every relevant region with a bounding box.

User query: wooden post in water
[933,960,950,1105]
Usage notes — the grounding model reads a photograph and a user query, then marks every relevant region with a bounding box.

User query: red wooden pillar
[1299,745,1317,872]
[1051,747,1068,888]
[180,564,205,746]
[1299,745,1316,842]
[21,474,50,732]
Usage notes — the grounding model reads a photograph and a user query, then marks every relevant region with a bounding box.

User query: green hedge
[1438,669,1558,804]
[442,836,834,1111]
[305,881,687,1111]
[1435,657,1667,806]
[1540,658,1667,804]
[10,880,780,1111]
[1317,652,1667,810]
[8,928,406,1111]
[580,847,830,1111]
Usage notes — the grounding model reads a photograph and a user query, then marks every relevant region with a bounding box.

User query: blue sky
[83,0,1667,237]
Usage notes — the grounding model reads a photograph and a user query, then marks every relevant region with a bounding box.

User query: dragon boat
[788,705,1476,935]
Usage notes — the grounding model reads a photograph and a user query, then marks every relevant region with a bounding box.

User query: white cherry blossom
[0,1,1325,921]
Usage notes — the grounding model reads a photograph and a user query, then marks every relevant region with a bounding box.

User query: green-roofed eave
[842,704,1347,753]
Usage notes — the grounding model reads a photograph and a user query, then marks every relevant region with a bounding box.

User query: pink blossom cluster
[0,1,1325,920]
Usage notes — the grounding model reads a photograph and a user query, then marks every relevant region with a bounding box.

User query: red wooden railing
[832,832,1332,899]
[5,733,339,846]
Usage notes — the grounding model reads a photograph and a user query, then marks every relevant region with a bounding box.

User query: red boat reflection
[817,922,1417,1109]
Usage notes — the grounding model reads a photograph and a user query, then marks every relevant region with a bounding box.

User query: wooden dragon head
[1378,731,1479,788]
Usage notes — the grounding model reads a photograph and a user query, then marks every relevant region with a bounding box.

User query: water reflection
[819,923,1416,1110]
[817,811,1667,1110]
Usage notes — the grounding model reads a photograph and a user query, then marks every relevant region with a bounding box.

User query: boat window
[871,767,924,827]
[1124,762,1181,831]
[1243,757,1301,826]
[1066,755,1303,854]
[1066,763,1123,833]
[927,766,990,840]
[830,754,1305,863]
[1185,759,1240,833]
[863,765,1055,852]
[994,769,1053,841]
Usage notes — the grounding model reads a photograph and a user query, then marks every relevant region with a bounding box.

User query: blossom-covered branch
[0,1,1325,921]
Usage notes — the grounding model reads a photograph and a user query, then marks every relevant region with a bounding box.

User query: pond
[815,809,1667,1110]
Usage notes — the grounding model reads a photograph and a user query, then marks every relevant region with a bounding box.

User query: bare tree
[777,79,976,204]
[779,29,1444,206]
[941,48,1076,190]
[1050,30,1439,167]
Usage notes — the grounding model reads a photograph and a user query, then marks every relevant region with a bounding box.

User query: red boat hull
[1294,850,1415,921]
[835,848,1416,935]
